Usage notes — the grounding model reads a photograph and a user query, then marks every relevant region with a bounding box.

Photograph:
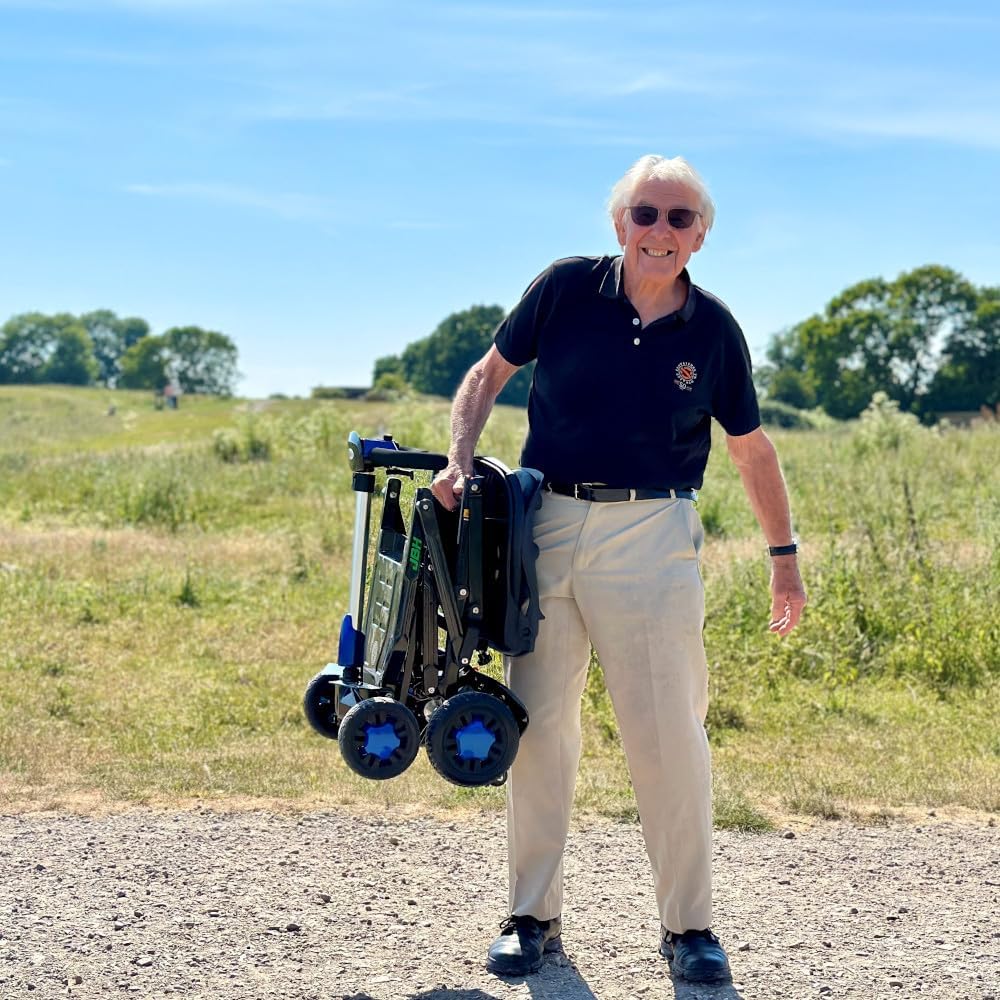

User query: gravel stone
[0,809,997,999]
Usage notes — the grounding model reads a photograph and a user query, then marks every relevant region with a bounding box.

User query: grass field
[1,385,997,827]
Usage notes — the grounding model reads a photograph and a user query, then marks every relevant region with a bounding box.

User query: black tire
[338,697,420,780]
[303,673,341,740]
[424,690,520,787]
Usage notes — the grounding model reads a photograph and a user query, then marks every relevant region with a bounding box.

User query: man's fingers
[786,599,805,631]
[430,472,465,511]
[431,483,458,510]
[769,592,806,636]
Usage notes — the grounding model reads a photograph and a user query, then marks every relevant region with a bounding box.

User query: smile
[642,248,674,257]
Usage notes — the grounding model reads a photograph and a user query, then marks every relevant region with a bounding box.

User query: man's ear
[692,226,707,252]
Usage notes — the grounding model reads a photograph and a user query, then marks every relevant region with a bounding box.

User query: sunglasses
[627,205,701,229]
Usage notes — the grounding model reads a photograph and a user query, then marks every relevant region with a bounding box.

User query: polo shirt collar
[599,256,697,323]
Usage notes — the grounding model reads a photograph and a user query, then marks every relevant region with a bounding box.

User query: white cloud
[598,67,761,100]
[433,4,610,23]
[125,182,335,220]
[247,84,608,133]
[800,108,1000,151]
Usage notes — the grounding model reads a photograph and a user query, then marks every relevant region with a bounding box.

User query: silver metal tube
[348,488,372,626]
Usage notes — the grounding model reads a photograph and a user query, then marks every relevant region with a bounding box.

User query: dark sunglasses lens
[630,206,659,226]
[667,208,698,229]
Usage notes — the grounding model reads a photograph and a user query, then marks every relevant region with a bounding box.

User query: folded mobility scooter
[303,432,544,787]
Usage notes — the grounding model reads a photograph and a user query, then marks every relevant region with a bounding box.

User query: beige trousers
[504,491,712,934]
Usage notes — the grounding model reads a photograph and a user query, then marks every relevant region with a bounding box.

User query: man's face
[614,178,707,284]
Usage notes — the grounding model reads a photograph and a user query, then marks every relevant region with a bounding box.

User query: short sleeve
[493,265,556,367]
[711,318,761,436]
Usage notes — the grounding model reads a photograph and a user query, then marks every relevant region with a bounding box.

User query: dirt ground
[1,807,997,1000]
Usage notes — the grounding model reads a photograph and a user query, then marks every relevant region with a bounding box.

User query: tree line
[374,265,998,421]
[0,310,239,396]
[372,304,534,407]
[759,265,998,419]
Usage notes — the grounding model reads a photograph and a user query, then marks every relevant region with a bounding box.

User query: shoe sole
[486,935,562,977]
[659,941,732,984]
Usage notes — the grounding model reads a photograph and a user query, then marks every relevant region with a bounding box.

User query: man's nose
[651,213,675,235]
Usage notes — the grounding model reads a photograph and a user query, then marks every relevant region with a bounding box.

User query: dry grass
[1,390,998,827]
[0,522,307,577]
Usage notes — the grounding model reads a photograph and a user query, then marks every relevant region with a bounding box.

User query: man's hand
[430,460,467,512]
[725,428,807,637]
[431,346,519,513]
[769,557,807,636]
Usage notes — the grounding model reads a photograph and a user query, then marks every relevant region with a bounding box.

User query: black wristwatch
[768,541,798,557]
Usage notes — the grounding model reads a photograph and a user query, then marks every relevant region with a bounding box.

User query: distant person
[431,154,806,985]
[163,383,179,409]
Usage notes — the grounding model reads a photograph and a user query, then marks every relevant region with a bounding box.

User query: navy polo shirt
[493,255,761,490]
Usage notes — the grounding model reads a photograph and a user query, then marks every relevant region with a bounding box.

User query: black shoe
[486,914,562,976]
[660,927,732,983]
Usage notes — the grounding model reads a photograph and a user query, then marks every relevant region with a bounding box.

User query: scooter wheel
[424,690,519,787]
[303,673,341,740]
[338,697,420,780]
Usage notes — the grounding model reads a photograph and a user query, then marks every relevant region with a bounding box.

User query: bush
[211,418,272,463]
[364,372,410,402]
[759,399,814,429]
[211,429,241,463]
[310,386,349,400]
[122,469,193,531]
[759,399,837,430]
[311,386,367,400]
[852,391,931,456]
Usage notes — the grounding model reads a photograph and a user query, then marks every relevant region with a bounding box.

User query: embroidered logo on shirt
[674,362,698,391]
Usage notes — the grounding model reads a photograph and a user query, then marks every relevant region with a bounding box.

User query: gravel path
[1,808,997,999]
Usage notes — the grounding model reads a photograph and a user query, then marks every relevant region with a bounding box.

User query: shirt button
[633,337,641,346]
[632,317,640,326]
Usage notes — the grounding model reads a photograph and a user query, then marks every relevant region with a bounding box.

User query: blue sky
[2,0,998,398]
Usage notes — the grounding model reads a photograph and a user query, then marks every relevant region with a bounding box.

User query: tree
[161,326,239,395]
[765,367,816,410]
[0,313,53,383]
[0,312,98,385]
[923,298,1000,412]
[372,354,405,382]
[0,310,241,396]
[765,265,983,420]
[378,305,534,406]
[43,325,100,384]
[118,335,169,390]
[882,266,978,410]
[80,310,150,386]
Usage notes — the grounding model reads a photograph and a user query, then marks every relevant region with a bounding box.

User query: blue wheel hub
[363,722,401,760]
[454,719,496,761]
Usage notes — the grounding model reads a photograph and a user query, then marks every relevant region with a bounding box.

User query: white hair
[607,154,716,232]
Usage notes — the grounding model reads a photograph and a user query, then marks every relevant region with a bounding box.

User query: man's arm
[430,346,520,510]
[726,427,807,636]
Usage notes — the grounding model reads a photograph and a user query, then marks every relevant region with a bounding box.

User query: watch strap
[768,542,798,557]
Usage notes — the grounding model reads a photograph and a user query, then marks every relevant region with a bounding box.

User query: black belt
[546,482,697,503]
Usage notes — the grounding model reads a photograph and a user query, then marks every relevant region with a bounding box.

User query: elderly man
[431,154,806,984]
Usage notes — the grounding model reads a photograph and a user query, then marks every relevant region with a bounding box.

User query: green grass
[1,384,997,826]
